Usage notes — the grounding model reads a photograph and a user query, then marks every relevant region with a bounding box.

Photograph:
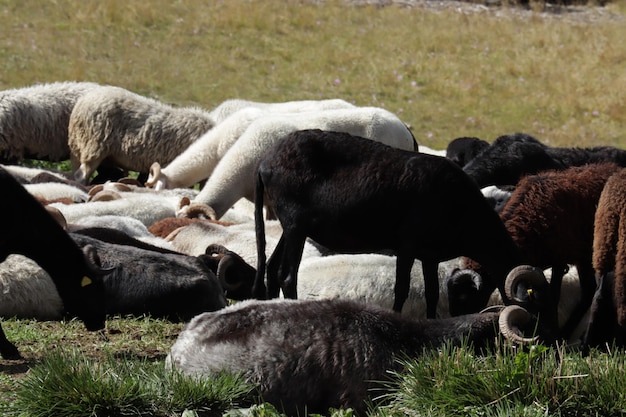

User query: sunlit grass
[1,0,624,151]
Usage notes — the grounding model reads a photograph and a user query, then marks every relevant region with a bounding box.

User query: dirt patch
[348,0,625,23]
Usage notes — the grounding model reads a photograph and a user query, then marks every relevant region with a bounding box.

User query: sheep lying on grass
[166,298,539,415]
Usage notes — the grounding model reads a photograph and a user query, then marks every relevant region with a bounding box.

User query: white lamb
[68,85,217,184]
[146,98,356,190]
[188,106,418,219]
[0,81,101,163]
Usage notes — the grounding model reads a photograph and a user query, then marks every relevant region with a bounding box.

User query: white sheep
[24,182,90,204]
[49,192,182,227]
[146,99,357,190]
[0,163,74,184]
[165,220,320,266]
[0,81,101,163]
[187,106,418,219]
[0,255,63,320]
[68,85,217,184]
[293,253,588,343]
[206,97,355,124]
[69,215,175,250]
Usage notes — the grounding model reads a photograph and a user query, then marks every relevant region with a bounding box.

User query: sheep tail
[253,170,268,299]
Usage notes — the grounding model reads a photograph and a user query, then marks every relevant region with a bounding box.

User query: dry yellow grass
[1,0,624,151]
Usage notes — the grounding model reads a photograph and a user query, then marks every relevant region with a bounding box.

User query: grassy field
[1,0,626,150]
[2,0,626,416]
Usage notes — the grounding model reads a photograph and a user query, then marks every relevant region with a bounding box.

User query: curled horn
[178,202,217,220]
[447,268,483,291]
[110,182,132,192]
[498,305,540,345]
[88,189,122,202]
[144,162,162,188]
[46,206,68,230]
[206,243,230,257]
[117,177,143,187]
[216,254,244,292]
[177,196,191,211]
[504,265,548,304]
[87,184,105,197]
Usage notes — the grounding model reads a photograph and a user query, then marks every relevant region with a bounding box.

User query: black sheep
[0,166,111,359]
[463,132,626,188]
[445,136,489,167]
[253,129,531,319]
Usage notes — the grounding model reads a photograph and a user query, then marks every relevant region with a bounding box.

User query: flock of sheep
[1,80,626,414]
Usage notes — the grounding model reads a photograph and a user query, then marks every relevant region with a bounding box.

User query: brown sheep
[584,168,626,349]
[449,162,622,340]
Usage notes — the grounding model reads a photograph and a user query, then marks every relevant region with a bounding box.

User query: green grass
[1,0,626,151]
[0,349,254,417]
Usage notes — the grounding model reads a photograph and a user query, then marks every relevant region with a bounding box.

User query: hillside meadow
[1,0,626,416]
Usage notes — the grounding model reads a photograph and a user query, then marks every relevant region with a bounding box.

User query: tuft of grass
[374,342,626,417]
[0,349,254,417]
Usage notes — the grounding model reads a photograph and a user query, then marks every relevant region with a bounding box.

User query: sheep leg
[393,255,415,314]
[277,234,306,300]
[0,322,21,360]
[422,260,440,319]
[582,272,613,352]
[264,237,285,299]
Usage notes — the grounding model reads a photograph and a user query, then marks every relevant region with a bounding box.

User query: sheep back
[0,81,100,162]
[68,86,215,182]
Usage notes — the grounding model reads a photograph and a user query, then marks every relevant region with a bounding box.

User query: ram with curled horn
[448,264,559,343]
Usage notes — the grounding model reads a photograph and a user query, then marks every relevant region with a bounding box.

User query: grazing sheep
[68,85,217,184]
[462,132,626,188]
[253,129,534,321]
[445,136,489,167]
[0,81,101,163]
[0,165,110,359]
[585,168,626,348]
[166,298,538,415]
[189,107,418,219]
[146,98,357,190]
[206,97,355,124]
[448,163,622,339]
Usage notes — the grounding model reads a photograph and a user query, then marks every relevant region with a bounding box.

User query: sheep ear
[82,244,116,275]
